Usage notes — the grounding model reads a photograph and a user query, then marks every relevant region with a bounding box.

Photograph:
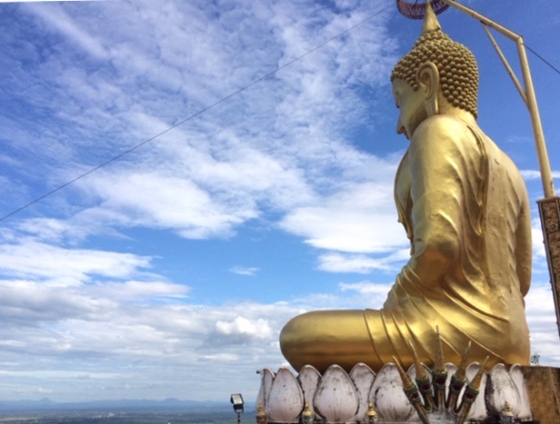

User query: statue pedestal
[255,363,559,423]
[522,366,560,424]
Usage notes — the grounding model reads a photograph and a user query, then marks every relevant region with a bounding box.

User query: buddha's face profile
[392,77,428,139]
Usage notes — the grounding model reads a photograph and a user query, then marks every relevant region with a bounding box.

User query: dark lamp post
[231,393,244,424]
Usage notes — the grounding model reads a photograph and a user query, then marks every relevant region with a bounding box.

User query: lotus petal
[488,363,521,417]
[444,363,458,391]
[509,364,532,421]
[267,367,304,423]
[369,363,415,422]
[314,365,359,423]
[297,365,321,412]
[256,368,276,408]
[349,363,376,422]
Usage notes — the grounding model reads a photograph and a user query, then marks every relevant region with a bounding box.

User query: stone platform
[256,363,560,423]
[522,366,560,424]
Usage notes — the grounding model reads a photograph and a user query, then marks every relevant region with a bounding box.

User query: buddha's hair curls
[391,29,479,118]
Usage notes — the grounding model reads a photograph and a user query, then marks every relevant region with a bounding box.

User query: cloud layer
[0,0,559,403]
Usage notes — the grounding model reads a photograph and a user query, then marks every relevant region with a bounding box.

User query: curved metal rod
[438,0,560,345]
[438,0,555,198]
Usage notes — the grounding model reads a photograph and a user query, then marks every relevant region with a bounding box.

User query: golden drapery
[279,115,531,373]
[364,114,531,369]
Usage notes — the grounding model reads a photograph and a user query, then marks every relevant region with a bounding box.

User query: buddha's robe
[280,115,531,373]
[365,114,531,369]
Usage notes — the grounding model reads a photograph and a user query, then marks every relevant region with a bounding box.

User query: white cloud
[0,239,151,285]
[339,281,394,295]
[85,171,257,239]
[23,2,107,59]
[338,281,393,309]
[229,266,259,276]
[520,169,560,180]
[91,280,190,300]
[525,283,560,364]
[0,0,100,2]
[0,248,300,395]
[532,218,546,260]
[4,0,398,247]
[3,0,557,406]
[15,218,83,243]
[201,353,239,362]
[215,316,273,340]
[318,249,409,273]
[280,179,407,254]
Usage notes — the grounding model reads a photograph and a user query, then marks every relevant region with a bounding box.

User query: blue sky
[0,0,559,403]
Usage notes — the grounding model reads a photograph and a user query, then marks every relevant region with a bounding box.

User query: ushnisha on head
[391,3,479,118]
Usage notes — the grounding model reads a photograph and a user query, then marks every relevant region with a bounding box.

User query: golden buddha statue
[280,4,532,373]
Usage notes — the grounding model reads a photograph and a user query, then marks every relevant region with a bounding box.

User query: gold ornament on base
[393,330,488,424]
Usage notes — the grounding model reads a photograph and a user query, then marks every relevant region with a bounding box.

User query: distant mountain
[0,397,255,413]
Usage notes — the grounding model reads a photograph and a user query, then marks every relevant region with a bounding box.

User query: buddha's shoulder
[410,115,482,158]
[411,115,478,151]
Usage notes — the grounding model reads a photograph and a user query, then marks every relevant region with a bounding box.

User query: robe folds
[365,115,532,368]
[279,115,532,373]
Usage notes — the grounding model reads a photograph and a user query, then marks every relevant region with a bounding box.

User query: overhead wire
[1,3,559,224]
[526,44,560,77]
[0,4,392,224]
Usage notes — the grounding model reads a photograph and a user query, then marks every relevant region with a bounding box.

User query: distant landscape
[0,399,253,424]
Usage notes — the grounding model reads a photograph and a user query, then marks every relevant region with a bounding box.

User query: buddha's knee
[281,310,366,345]
[279,311,320,351]
[280,310,373,372]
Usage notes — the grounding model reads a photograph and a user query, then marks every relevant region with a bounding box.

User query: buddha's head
[390,3,479,137]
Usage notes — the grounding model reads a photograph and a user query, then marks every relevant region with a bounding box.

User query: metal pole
[516,39,556,198]
[438,0,560,340]
[439,0,555,197]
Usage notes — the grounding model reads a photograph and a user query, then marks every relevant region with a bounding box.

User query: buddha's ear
[416,62,440,116]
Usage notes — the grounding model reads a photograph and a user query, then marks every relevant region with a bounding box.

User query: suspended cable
[526,44,560,77]
[0,5,392,224]
[2,4,558,224]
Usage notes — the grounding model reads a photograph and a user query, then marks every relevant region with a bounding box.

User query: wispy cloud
[0,239,151,284]
[0,0,558,404]
[520,169,560,180]
[318,249,409,273]
[23,2,107,59]
[229,266,259,276]
[1,1,106,2]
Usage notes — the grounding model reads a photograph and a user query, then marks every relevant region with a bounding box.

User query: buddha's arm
[400,117,475,287]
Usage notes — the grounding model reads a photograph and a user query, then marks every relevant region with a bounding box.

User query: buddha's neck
[438,99,477,127]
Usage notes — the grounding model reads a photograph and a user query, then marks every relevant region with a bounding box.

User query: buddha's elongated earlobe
[417,61,440,117]
[425,84,439,117]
